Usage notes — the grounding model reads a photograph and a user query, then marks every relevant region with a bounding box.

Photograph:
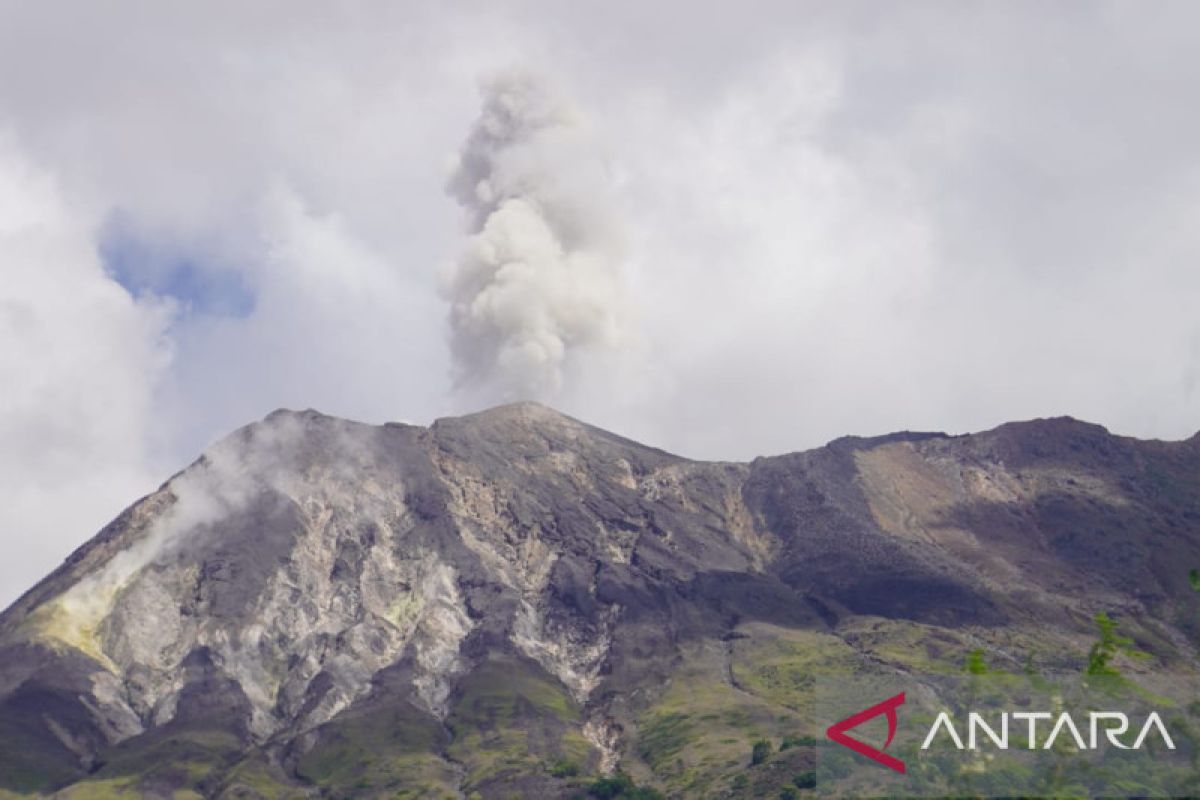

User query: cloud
[152,183,450,460]
[441,70,629,402]
[0,134,170,609]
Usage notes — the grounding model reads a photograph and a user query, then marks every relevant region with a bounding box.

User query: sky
[2,1,1199,607]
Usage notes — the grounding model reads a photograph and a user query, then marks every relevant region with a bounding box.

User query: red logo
[826,692,906,774]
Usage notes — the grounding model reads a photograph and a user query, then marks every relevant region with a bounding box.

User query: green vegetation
[1086,612,1147,677]
[580,771,665,799]
[296,701,457,798]
[750,739,772,766]
[965,648,989,674]
[215,753,303,799]
[630,636,806,797]
[729,624,861,709]
[446,655,591,795]
[0,687,99,793]
[0,733,86,793]
[821,617,988,676]
[9,716,308,799]
[779,734,816,751]
[635,712,692,771]
[95,728,240,790]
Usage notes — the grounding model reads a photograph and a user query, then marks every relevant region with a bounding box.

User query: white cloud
[154,183,450,458]
[0,135,170,608]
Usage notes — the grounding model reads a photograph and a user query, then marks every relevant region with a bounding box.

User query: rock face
[0,404,1198,798]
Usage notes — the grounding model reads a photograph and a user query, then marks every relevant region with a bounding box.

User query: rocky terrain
[0,403,1197,798]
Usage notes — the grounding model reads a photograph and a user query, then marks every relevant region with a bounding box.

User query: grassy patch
[730,623,862,711]
[215,752,308,799]
[629,637,804,798]
[296,701,457,798]
[446,655,591,794]
[65,726,246,797]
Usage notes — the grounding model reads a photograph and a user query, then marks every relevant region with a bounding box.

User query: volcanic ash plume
[441,71,627,402]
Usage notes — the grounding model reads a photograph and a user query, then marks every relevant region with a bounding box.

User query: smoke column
[441,70,627,402]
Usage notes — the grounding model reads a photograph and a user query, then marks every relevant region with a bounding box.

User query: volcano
[1,403,1198,798]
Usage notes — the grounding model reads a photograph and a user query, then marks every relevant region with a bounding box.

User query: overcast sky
[2,1,1199,607]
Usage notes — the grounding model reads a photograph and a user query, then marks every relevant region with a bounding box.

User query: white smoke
[441,70,628,402]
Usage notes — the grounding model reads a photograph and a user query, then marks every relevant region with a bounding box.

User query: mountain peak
[435,400,577,428]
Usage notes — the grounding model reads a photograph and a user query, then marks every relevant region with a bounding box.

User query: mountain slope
[1,403,1198,798]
